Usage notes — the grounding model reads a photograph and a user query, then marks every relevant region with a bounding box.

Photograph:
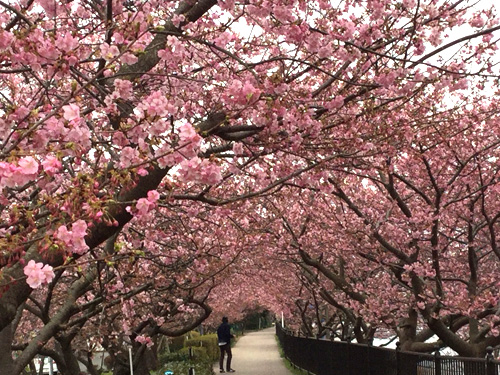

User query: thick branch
[328,177,412,263]
[106,0,217,84]
[13,268,98,374]
[157,300,212,336]
[298,249,366,303]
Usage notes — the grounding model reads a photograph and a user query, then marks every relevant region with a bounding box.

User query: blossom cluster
[23,260,55,289]
[0,157,38,189]
[55,220,89,255]
[223,79,261,105]
[178,123,202,158]
[135,335,153,347]
[152,123,203,169]
[177,157,222,185]
[127,190,161,219]
[0,156,62,190]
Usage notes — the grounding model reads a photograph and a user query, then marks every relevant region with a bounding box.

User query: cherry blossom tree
[259,104,500,355]
[1,0,500,374]
[9,200,255,375]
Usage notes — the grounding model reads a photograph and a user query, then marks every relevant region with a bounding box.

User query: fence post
[434,349,441,375]
[396,342,401,375]
[346,337,351,375]
[486,346,495,375]
[367,341,372,375]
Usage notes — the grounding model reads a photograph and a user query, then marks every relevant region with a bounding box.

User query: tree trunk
[59,341,84,375]
[398,310,418,351]
[112,347,157,375]
[78,352,100,375]
[0,323,15,375]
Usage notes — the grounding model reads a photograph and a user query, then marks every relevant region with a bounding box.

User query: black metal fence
[276,324,500,375]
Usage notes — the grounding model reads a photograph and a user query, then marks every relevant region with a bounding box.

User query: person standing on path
[217,316,235,373]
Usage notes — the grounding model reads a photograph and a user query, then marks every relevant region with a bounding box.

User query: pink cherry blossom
[147,190,160,203]
[137,167,149,176]
[273,5,296,23]
[100,43,120,61]
[470,14,486,28]
[171,14,185,28]
[326,96,345,110]
[55,225,73,245]
[0,161,15,176]
[42,155,62,175]
[135,335,154,347]
[63,104,81,121]
[114,79,134,100]
[141,91,171,118]
[56,33,78,52]
[177,157,223,185]
[37,40,60,60]
[136,197,154,216]
[55,221,89,254]
[38,0,58,16]
[18,156,39,175]
[179,123,201,144]
[178,123,202,157]
[119,147,140,168]
[224,79,261,105]
[214,31,234,48]
[232,142,244,156]
[23,260,55,289]
[0,30,13,50]
[121,52,138,65]
[72,237,89,255]
[72,220,88,238]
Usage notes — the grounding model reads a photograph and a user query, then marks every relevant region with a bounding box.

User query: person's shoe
[228,370,236,373]
[220,370,225,373]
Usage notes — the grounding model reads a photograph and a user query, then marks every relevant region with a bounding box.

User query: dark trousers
[219,343,232,370]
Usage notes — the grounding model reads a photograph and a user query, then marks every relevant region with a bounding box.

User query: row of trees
[0,0,499,374]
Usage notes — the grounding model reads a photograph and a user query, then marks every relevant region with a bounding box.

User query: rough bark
[0,323,15,375]
[59,339,84,375]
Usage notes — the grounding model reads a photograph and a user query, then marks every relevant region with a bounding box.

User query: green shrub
[156,333,219,375]
[184,333,219,361]
[168,335,186,352]
[186,330,201,339]
[179,346,208,361]
[157,358,213,375]
[158,351,190,367]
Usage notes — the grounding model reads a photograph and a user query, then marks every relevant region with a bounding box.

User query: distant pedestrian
[217,316,235,373]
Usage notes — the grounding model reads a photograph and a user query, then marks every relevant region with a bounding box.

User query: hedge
[184,333,219,361]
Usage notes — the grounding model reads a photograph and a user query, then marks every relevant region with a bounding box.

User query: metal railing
[276,324,500,375]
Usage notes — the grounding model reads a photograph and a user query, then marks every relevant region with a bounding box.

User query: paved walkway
[214,326,294,375]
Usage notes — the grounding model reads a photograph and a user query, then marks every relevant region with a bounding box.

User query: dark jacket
[217,322,233,344]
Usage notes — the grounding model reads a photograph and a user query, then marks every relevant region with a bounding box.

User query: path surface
[214,326,294,375]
